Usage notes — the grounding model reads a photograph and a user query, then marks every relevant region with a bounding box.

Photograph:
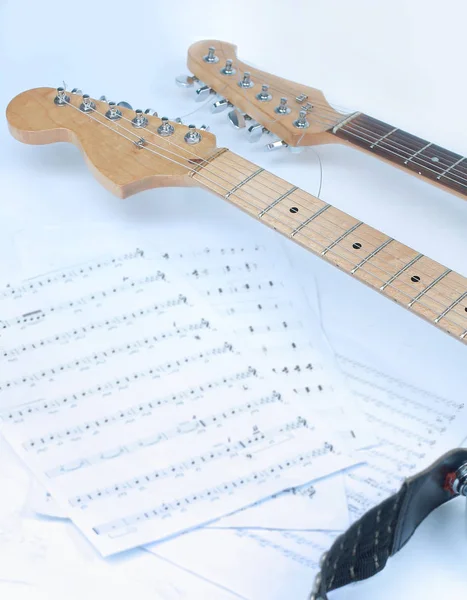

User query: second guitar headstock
[182,40,351,150]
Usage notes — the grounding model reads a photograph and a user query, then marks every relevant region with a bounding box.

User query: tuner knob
[99,95,108,102]
[199,124,210,131]
[265,140,288,151]
[184,124,202,145]
[71,88,82,95]
[194,85,213,102]
[117,101,133,109]
[175,74,198,88]
[228,109,250,129]
[174,117,183,124]
[80,94,96,113]
[157,117,175,137]
[275,97,291,115]
[246,122,266,143]
[54,87,70,106]
[203,46,219,64]
[238,72,254,88]
[256,85,272,102]
[144,108,158,116]
[220,59,236,76]
[211,98,232,113]
[105,102,122,120]
[132,109,148,128]
[293,110,310,129]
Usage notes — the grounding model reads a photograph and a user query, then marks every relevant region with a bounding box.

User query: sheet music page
[148,527,340,600]
[337,355,467,521]
[0,248,356,556]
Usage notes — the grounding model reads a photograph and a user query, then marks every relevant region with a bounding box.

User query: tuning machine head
[211,98,232,113]
[246,122,269,143]
[194,84,214,102]
[176,74,199,88]
[228,109,251,129]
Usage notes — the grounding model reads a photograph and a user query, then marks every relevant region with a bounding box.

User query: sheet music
[0,248,356,556]
[337,355,467,521]
[148,527,340,600]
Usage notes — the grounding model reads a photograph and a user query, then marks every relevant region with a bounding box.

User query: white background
[1,0,467,598]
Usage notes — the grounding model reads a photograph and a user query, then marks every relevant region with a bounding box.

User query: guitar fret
[258,186,298,218]
[437,157,465,181]
[351,238,394,274]
[407,269,452,308]
[290,204,331,237]
[370,128,398,149]
[225,168,264,199]
[321,222,363,256]
[404,142,432,165]
[435,291,467,324]
[380,254,423,291]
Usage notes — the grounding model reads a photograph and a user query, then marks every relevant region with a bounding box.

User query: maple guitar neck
[332,112,467,198]
[191,149,467,343]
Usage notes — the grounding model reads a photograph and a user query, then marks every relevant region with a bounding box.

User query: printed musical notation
[337,355,467,521]
[0,245,355,556]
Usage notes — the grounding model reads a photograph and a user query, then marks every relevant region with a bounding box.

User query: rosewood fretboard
[333,113,467,198]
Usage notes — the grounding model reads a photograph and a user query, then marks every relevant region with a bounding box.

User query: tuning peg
[246,122,268,143]
[194,85,213,102]
[228,109,251,129]
[256,85,272,102]
[117,101,133,110]
[211,98,232,113]
[203,46,219,64]
[265,140,289,151]
[199,124,210,131]
[157,117,175,137]
[144,108,158,116]
[174,117,183,124]
[220,59,236,76]
[238,72,254,88]
[293,110,310,129]
[274,97,291,115]
[99,95,108,102]
[176,74,198,88]
[71,88,82,95]
[184,124,202,145]
[132,109,148,128]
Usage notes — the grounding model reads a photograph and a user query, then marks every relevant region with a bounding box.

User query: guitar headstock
[184,40,349,149]
[6,87,218,198]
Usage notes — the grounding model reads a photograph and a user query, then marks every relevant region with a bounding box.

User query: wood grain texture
[6,87,218,198]
[188,40,467,200]
[187,40,344,148]
[192,150,467,343]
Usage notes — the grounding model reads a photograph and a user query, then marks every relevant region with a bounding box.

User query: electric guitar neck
[6,87,467,344]
[184,40,467,200]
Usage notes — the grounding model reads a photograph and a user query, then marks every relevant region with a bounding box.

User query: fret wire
[379,255,423,291]
[437,157,466,180]
[224,168,265,198]
[290,204,332,237]
[258,186,298,217]
[63,100,467,336]
[407,269,452,308]
[321,222,363,256]
[350,238,394,274]
[435,291,467,323]
[338,126,467,189]
[338,114,467,175]
[370,127,398,149]
[403,142,432,165]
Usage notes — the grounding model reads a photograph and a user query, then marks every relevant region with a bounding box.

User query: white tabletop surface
[1,1,467,598]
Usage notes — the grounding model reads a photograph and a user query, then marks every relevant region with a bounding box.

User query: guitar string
[62,98,467,319]
[99,102,467,301]
[72,97,467,308]
[61,100,467,330]
[223,65,467,183]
